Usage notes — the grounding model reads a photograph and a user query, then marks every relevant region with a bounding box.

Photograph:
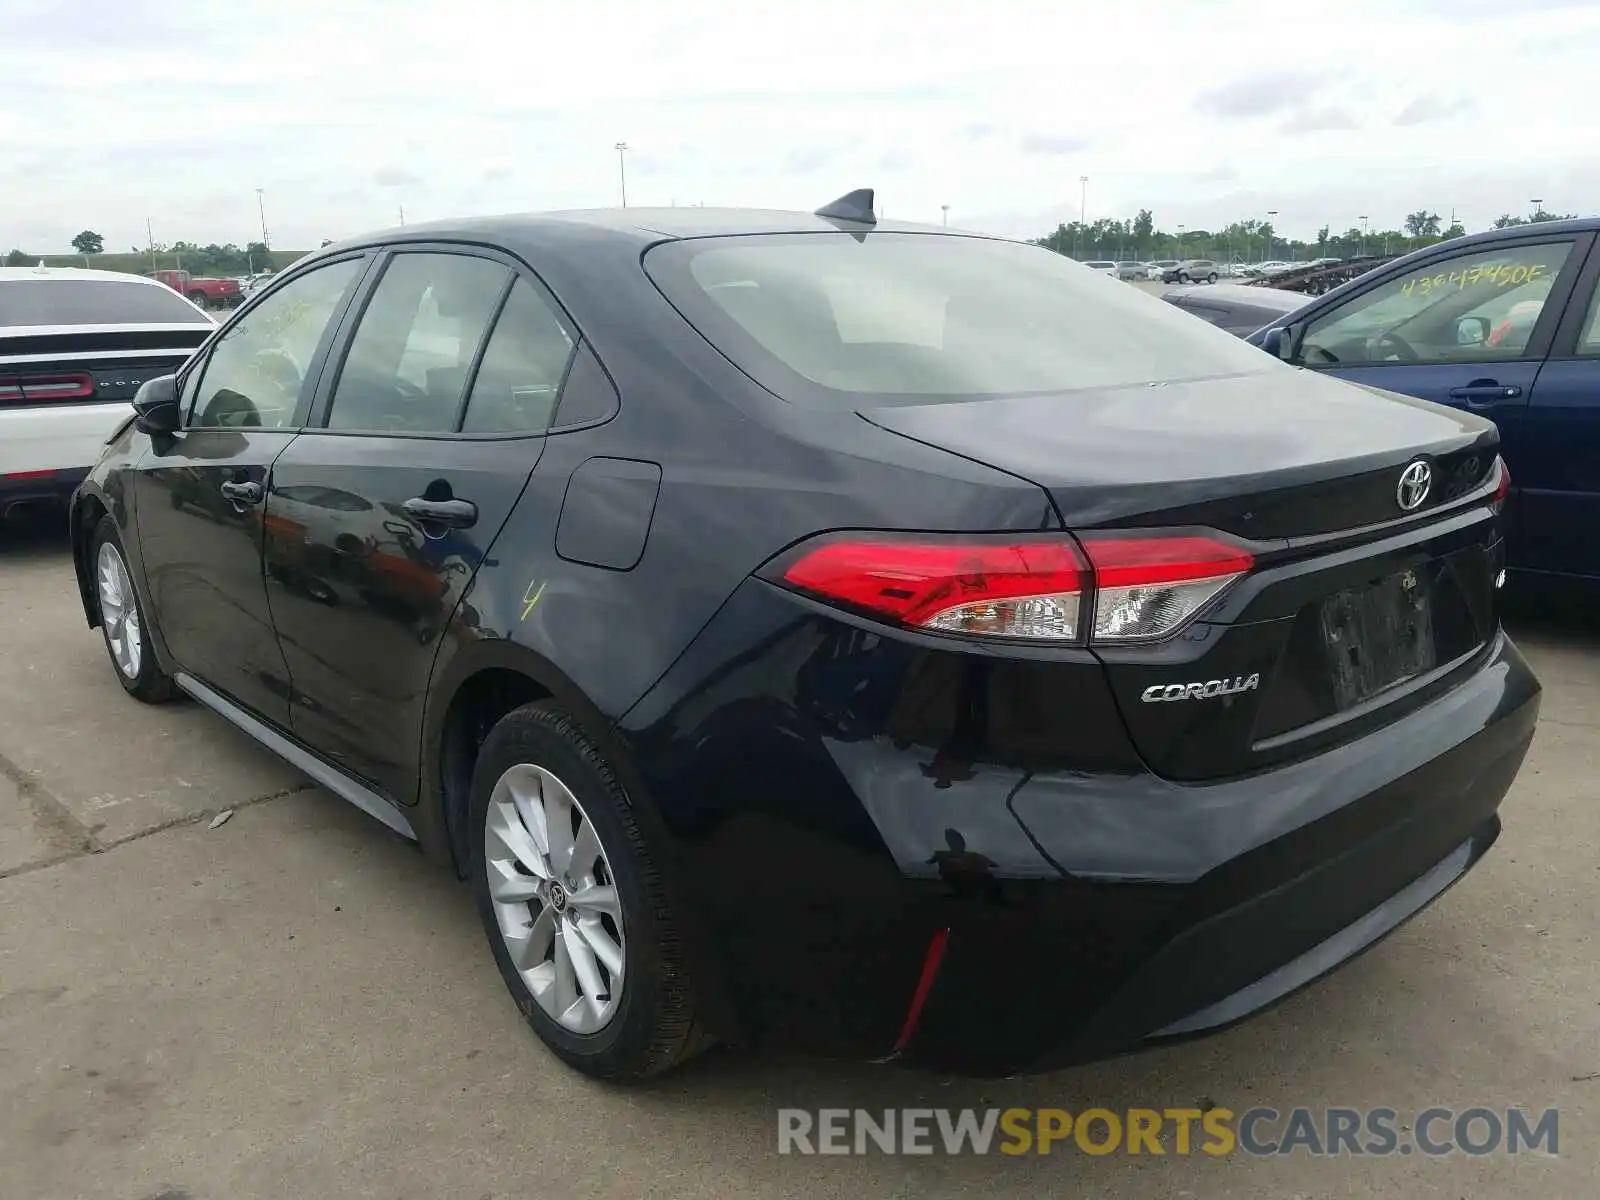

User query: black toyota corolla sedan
[69,191,1539,1080]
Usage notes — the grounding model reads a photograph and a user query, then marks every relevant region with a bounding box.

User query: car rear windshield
[644,233,1273,406]
[0,279,208,327]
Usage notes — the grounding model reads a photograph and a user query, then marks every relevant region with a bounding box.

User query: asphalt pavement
[1,515,1596,1199]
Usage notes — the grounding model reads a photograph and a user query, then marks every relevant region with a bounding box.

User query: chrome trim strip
[174,672,417,840]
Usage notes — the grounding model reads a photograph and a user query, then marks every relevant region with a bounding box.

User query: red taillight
[1493,457,1511,506]
[0,373,95,403]
[780,536,1088,641]
[774,529,1254,644]
[1081,532,1254,642]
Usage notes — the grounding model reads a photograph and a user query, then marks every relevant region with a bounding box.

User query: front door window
[1300,241,1575,366]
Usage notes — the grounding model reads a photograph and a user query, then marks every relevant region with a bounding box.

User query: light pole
[1266,210,1278,261]
[1530,198,1544,222]
[1358,215,1369,256]
[1075,175,1088,259]
[941,204,949,226]
[614,142,629,208]
[1177,224,1185,257]
[255,188,271,251]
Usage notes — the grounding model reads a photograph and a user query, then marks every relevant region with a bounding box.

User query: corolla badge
[1140,674,1261,703]
[1396,460,1433,511]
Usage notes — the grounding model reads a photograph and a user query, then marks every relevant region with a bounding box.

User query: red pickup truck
[147,269,243,310]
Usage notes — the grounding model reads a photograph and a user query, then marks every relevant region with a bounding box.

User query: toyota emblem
[1396,460,1433,511]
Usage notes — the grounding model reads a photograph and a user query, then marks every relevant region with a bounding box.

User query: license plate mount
[1318,568,1438,711]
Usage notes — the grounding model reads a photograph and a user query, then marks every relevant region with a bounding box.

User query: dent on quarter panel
[555,457,663,571]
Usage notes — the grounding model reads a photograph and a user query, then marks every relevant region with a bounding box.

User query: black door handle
[219,480,262,505]
[402,497,478,528]
[1448,383,1522,409]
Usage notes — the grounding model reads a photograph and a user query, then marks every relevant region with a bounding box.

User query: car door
[263,246,579,802]
[1289,233,1592,565]
[1515,242,1600,579]
[131,254,370,723]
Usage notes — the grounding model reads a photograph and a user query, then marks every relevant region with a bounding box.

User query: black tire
[91,516,178,703]
[469,701,704,1080]
[1206,272,1219,283]
[186,290,209,308]
[1177,272,1189,283]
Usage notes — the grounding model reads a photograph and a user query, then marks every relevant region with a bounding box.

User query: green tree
[1403,211,1441,238]
[4,249,30,266]
[70,230,104,255]
[1133,208,1154,253]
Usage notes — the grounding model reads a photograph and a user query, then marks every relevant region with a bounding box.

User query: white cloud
[1,0,1597,252]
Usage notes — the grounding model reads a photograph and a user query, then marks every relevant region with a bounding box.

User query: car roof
[317,205,1000,259]
[0,265,173,286]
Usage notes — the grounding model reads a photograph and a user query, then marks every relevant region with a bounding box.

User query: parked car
[1145,259,1180,280]
[1164,259,1221,284]
[146,268,243,310]
[0,265,212,519]
[70,191,1538,1082]
[1161,283,1306,336]
[1081,260,1119,277]
[1115,261,1147,280]
[1251,217,1600,586]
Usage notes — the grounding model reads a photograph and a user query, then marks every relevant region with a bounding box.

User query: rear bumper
[0,401,130,479]
[618,581,1540,1074]
[0,465,87,510]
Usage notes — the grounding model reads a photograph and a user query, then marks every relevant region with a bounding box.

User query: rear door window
[324,252,509,433]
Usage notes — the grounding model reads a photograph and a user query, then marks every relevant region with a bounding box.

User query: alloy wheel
[484,763,626,1034]
[96,541,143,680]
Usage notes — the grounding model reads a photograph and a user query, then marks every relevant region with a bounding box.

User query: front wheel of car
[1206,272,1219,283]
[92,517,177,703]
[1176,272,1189,283]
[469,701,706,1081]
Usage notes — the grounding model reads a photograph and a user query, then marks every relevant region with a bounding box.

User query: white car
[0,266,213,517]
[1081,260,1119,277]
[1254,260,1295,277]
[1145,260,1180,280]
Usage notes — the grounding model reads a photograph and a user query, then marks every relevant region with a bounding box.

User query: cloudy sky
[3,0,1598,252]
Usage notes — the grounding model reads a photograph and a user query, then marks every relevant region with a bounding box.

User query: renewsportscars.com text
[776,1106,1560,1157]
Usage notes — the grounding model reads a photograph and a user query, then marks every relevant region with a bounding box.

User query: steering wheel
[1366,330,1419,363]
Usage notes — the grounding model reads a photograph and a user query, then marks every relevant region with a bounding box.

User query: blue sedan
[1252,219,1600,586]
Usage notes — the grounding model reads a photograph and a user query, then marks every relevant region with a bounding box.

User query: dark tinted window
[645,233,1273,406]
[549,342,620,429]
[0,279,211,327]
[326,253,508,433]
[191,259,363,429]
[460,278,576,434]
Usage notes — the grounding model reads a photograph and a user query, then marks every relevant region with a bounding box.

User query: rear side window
[460,278,576,434]
[0,279,210,326]
[326,252,510,433]
[645,233,1272,406]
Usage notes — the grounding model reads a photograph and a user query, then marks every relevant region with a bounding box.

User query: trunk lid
[0,327,209,407]
[859,371,1505,780]
[857,370,1499,538]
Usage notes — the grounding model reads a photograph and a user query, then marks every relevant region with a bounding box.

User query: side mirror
[1261,323,1303,362]
[1457,316,1490,346]
[131,374,181,435]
